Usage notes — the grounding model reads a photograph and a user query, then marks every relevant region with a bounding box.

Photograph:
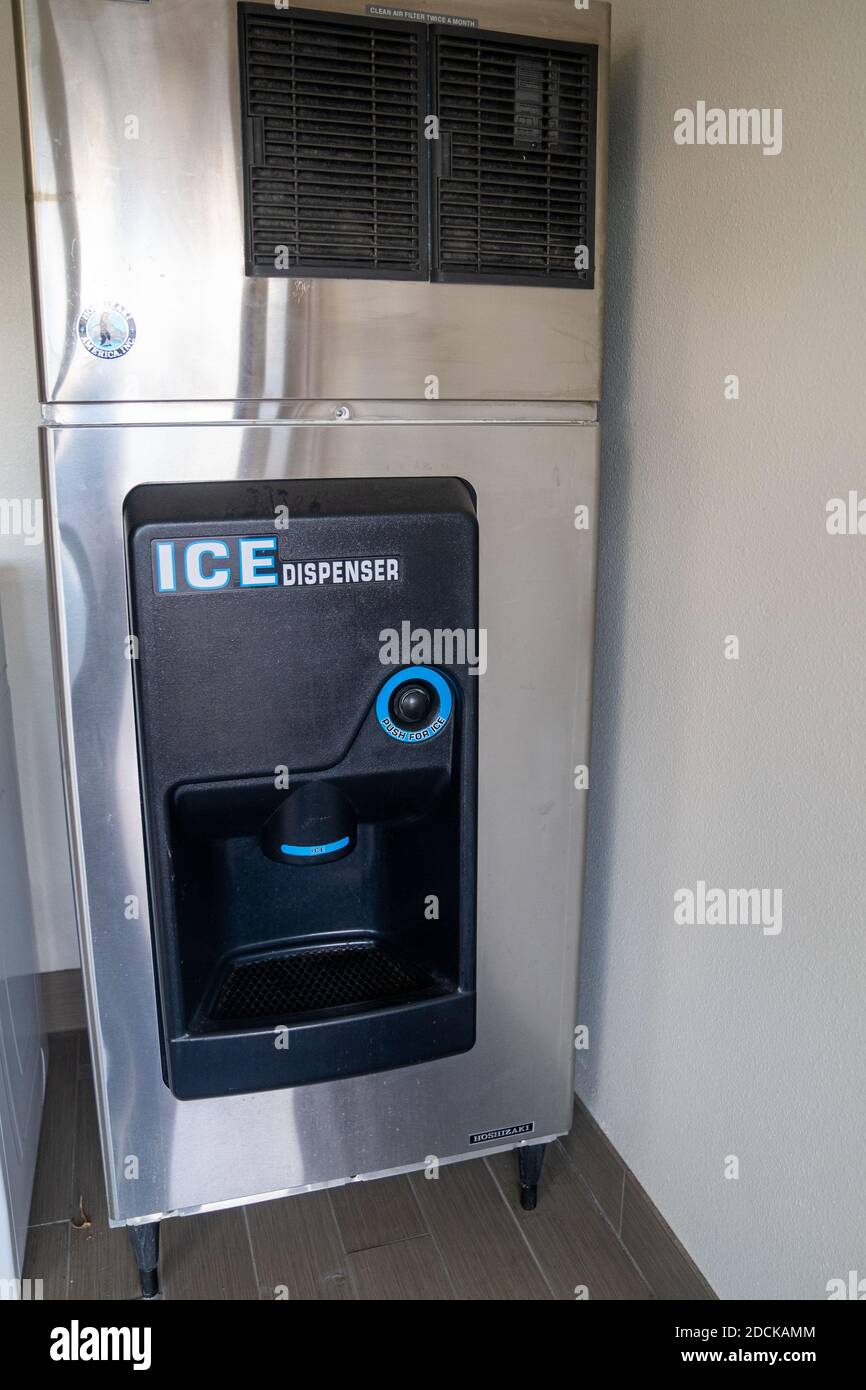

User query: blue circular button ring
[376,667,454,743]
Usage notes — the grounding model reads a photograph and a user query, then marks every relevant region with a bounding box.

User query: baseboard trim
[565,1096,716,1299]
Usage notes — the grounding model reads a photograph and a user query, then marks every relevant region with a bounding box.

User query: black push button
[393,683,434,727]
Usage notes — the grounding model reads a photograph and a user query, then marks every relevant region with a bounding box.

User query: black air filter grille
[241,6,426,278]
[433,31,597,286]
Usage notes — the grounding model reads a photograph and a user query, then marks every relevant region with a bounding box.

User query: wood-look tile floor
[24,1033,653,1301]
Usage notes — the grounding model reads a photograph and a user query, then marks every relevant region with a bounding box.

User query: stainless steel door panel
[16,0,610,404]
[44,420,599,1221]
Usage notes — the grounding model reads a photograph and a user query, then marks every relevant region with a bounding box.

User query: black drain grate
[212,941,430,1022]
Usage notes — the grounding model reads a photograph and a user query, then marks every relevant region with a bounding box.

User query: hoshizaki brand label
[469,1122,535,1146]
[78,302,136,360]
[152,536,401,594]
[365,5,478,27]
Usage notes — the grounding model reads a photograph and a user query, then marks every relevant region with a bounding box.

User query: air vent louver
[433,30,597,287]
[239,7,598,289]
[240,5,427,279]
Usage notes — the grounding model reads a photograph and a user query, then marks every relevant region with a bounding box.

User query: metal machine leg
[127,1220,160,1299]
[517,1143,547,1211]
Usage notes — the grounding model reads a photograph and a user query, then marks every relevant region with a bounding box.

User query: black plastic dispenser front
[125,477,478,1099]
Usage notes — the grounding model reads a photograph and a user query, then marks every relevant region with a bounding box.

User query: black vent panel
[433,30,597,286]
[239,7,599,289]
[240,5,427,279]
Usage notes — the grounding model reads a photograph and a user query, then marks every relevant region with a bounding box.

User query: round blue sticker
[375,667,454,744]
[78,303,136,361]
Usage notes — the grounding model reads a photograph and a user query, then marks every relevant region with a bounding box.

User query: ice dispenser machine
[127,478,477,1100]
[16,0,609,1299]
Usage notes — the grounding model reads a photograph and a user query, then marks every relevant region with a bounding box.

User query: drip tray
[208,940,434,1025]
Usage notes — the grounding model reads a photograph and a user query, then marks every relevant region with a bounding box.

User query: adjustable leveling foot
[517,1142,547,1211]
[127,1220,161,1299]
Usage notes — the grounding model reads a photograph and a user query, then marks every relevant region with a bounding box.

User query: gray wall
[0,1,77,972]
[580,0,866,1298]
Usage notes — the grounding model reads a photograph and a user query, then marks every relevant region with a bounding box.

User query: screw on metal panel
[333,404,351,421]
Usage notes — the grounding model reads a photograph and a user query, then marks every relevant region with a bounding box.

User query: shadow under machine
[16,0,609,1296]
